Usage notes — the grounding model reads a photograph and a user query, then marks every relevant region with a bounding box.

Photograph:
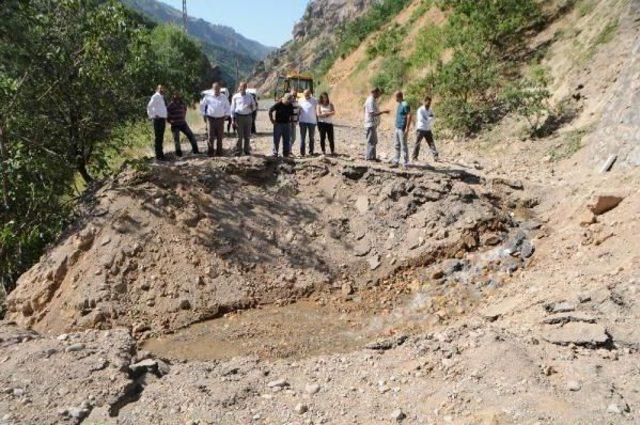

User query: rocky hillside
[249,0,381,94]
[121,0,275,87]
[2,1,640,424]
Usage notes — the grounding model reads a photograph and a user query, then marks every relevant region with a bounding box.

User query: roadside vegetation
[316,0,413,76]
[0,0,212,291]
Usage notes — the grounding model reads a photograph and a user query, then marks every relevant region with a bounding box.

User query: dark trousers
[235,114,253,155]
[272,122,291,157]
[413,130,438,160]
[171,122,198,156]
[153,118,166,159]
[207,116,225,156]
[318,122,335,154]
[299,122,316,156]
[251,110,258,134]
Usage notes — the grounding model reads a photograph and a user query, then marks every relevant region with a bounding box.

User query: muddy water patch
[142,301,388,361]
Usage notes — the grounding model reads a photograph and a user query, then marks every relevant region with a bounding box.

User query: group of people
[146,83,438,166]
[146,82,259,160]
[364,87,438,168]
[268,88,336,158]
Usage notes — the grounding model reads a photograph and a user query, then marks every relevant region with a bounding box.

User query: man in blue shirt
[393,91,412,167]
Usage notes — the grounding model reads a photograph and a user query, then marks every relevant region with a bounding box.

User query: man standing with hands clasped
[147,84,168,161]
[200,82,231,156]
[298,89,318,156]
[230,82,257,156]
[269,94,295,158]
[392,91,412,168]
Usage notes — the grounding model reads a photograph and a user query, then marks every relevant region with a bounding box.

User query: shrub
[366,24,406,59]
[409,25,445,66]
[501,67,552,137]
[371,57,409,95]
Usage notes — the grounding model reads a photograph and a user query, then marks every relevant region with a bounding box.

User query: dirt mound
[5,156,533,339]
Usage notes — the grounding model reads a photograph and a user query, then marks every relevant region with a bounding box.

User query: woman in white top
[316,92,336,155]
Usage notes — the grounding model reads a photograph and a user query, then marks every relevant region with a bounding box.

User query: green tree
[0,0,211,292]
[146,25,213,103]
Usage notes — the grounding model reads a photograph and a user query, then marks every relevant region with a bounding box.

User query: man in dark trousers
[269,94,295,158]
[200,82,231,156]
[167,92,199,157]
[146,85,168,160]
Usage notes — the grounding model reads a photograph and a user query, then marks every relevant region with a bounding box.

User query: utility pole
[235,39,239,87]
[182,0,188,33]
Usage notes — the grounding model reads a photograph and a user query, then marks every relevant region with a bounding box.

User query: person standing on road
[269,94,295,158]
[167,92,199,157]
[316,92,336,156]
[298,89,318,156]
[226,90,233,134]
[250,92,259,134]
[230,82,257,156]
[392,91,412,168]
[413,96,439,162]
[363,87,390,161]
[200,82,231,156]
[147,84,168,161]
[289,88,300,150]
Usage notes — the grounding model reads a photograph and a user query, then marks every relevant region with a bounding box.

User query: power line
[182,0,187,33]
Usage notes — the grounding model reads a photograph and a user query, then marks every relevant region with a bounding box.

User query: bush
[371,57,409,95]
[501,67,552,137]
[315,0,412,77]
[366,24,406,59]
[404,0,544,134]
[409,25,445,66]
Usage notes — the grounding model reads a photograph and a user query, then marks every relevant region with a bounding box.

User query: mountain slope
[249,0,382,94]
[121,0,275,87]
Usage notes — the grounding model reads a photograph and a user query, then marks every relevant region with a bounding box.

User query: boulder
[355,196,370,214]
[587,195,624,215]
[542,323,611,348]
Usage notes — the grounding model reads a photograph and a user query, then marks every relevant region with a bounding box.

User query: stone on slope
[355,196,370,214]
[390,408,406,421]
[367,254,381,270]
[587,195,624,215]
[305,383,321,395]
[542,323,611,348]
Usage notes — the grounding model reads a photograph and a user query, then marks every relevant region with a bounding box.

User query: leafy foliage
[501,67,552,137]
[367,24,407,59]
[371,57,409,95]
[401,0,544,134]
[315,0,412,77]
[0,0,211,291]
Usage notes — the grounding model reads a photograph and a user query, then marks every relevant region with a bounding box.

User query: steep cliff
[249,0,380,94]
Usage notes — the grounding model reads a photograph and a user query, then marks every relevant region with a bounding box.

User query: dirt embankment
[5,154,534,341]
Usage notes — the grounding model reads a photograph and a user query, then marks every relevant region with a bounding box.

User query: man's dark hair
[424,96,432,102]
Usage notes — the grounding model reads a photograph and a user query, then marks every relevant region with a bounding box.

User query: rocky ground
[1,90,640,425]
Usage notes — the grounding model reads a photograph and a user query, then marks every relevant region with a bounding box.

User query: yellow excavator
[274,72,314,101]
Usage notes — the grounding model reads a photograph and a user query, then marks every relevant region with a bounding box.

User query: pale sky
[158,0,309,47]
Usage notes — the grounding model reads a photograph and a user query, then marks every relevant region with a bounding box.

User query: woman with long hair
[316,92,336,155]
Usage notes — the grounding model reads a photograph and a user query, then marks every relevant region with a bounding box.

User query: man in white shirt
[298,89,318,156]
[413,96,439,162]
[230,82,257,156]
[147,84,168,160]
[200,82,231,156]
[363,87,390,161]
